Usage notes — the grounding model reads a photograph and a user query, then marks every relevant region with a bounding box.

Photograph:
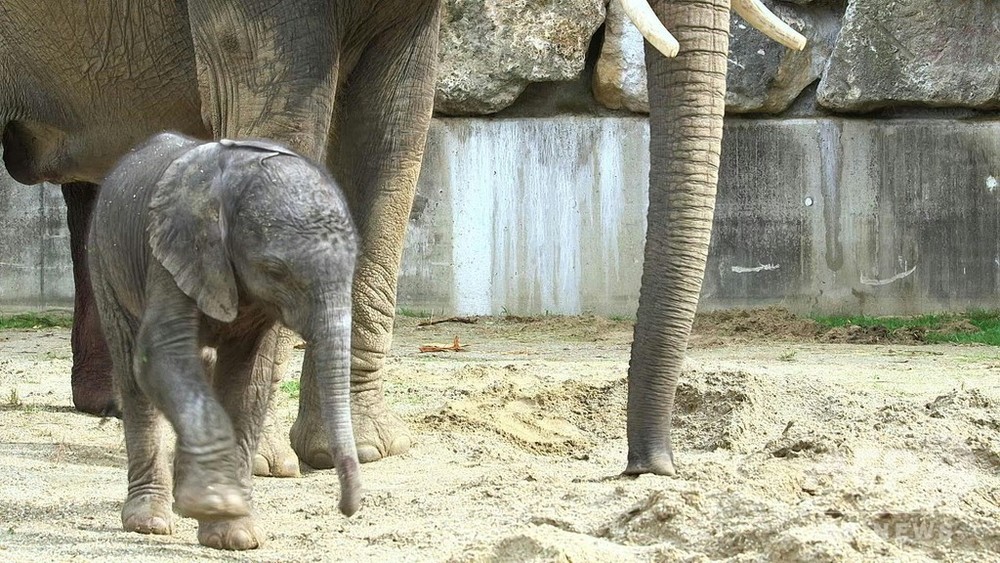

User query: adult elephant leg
[62,182,117,416]
[251,327,300,477]
[291,5,441,467]
[185,0,341,475]
[625,0,730,475]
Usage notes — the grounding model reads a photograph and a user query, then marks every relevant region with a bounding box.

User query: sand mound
[422,375,625,456]
[693,307,823,341]
[450,524,671,563]
[820,324,928,345]
[445,371,1000,561]
[422,368,790,459]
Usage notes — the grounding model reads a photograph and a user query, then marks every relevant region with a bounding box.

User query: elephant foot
[197,516,262,551]
[172,460,249,520]
[623,451,676,477]
[352,393,412,463]
[291,388,411,468]
[253,421,300,478]
[70,363,120,418]
[122,493,173,535]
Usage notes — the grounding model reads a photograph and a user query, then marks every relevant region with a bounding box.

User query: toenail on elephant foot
[356,430,411,464]
[253,450,300,477]
[123,514,173,535]
[122,495,173,535]
[197,516,262,551]
[353,402,412,463]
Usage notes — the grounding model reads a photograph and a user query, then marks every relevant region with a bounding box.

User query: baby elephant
[88,131,361,550]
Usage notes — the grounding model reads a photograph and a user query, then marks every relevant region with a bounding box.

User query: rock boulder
[435,0,606,115]
[817,0,1000,111]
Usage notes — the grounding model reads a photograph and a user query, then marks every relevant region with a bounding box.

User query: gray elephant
[88,131,361,550]
[1,0,805,481]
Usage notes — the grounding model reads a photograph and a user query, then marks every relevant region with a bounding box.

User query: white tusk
[618,0,680,58]
[732,0,807,51]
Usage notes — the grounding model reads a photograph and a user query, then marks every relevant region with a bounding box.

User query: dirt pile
[819,324,927,345]
[421,368,628,457]
[693,307,824,343]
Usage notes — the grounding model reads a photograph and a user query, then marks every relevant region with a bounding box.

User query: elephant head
[146,134,361,515]
[615,0,807,475]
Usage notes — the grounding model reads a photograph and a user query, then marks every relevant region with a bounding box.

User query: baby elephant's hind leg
[92,273,173,536]
[253,326,301,478]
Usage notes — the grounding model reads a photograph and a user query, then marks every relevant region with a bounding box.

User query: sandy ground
[1,314,1000,562]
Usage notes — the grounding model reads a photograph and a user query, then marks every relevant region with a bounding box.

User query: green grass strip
[810,310,1000,346]
[0,312,74,330]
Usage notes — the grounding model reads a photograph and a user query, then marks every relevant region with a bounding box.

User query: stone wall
[437,0,1000,116]
[7,117,1000,316]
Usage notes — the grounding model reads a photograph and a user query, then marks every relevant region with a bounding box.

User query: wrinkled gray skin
[88,132,361,550]
[0,0,439,473]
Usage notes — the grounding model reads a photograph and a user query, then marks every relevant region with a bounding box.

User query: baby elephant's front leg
[134,288,250,527]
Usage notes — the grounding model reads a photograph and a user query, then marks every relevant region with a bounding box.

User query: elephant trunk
[625,0,731,475]
[303,300,361,516]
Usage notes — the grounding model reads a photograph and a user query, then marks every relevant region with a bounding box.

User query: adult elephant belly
[2,113,207,186]
[0,0,206,185]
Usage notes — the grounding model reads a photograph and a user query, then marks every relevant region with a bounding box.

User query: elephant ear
[148,142,239,323]
[217,138,300,158]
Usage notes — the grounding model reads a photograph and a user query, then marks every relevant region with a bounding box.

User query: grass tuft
[0,312,74,330]
[280,380,300,399]
[397,308,433,319]
[810,310,1000,346]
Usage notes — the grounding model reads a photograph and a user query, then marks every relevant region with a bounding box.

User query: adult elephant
[0,0,803,477]
[0,0,441,473]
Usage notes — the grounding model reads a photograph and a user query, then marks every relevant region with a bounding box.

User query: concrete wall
[0,169,72,310]
[2,116,999,316]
